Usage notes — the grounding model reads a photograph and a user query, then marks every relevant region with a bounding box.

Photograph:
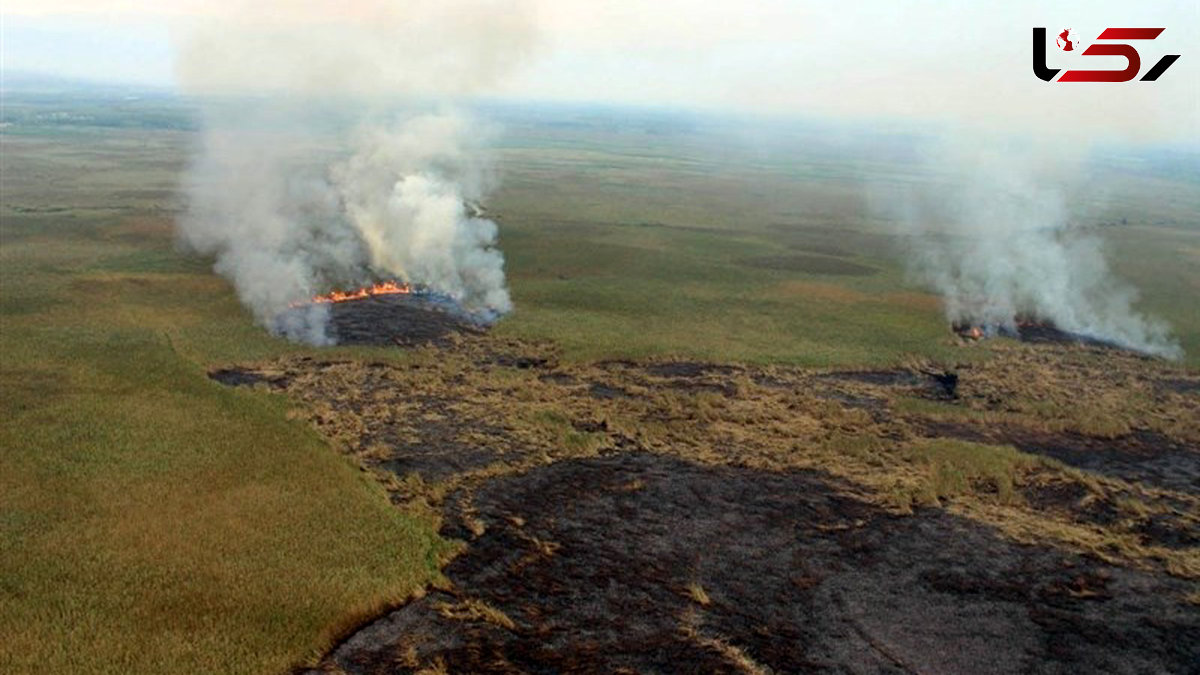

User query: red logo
[1033,27,1180,82]
[1056,29,1076,52]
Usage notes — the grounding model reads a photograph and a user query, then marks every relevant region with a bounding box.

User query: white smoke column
[333,114,512,317]
[172,0,536,343]
[881,134,1182,359]
[178,120,352,344]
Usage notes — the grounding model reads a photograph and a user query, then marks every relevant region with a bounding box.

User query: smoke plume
[173,0,536,343]
[881,135,1182,359]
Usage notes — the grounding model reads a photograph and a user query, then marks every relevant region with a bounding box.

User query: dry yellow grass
[434,599,517,631]
[243,334,1200,586]
[687,582,713,606]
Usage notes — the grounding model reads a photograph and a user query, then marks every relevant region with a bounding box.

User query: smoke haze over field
[5,1,1195,352]
[180,110,511,343]
[175,1,537,97]
[172,0,534,342]
[877,135,1183,359]
[7,1,1195,140]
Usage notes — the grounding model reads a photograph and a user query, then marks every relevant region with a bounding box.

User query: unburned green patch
[525,407,607,454]
[91,248,213,275]
[0,294,63,316]
[0,127,446,675]
[903,439,1041,507]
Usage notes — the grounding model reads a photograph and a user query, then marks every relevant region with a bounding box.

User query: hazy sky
[3,1,1197,141]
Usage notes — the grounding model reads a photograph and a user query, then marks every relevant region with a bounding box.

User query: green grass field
[0,127,450,674]
[2,95,1197,673]
[486,110,1200,366]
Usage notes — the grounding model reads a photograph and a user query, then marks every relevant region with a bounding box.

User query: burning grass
[300,280,413,305]
[6,109,1200,674]
[905,341,1200,443]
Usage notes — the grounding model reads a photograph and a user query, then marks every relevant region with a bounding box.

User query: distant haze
[4,1,1196,142]
[4,0,1196,354]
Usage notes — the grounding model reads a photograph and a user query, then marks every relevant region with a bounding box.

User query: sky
[2,0,1197,142]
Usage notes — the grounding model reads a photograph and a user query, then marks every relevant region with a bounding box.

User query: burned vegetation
[272,287,490,347]
[326,293,486,347]
[952,316,1135,351]
[211,301,1200,674]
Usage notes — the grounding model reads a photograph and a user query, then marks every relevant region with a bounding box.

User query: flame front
[294,281,411,307]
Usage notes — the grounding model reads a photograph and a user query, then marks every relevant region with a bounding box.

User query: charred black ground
[322,456,1195,674]
[330,294,487,346]
[276,294,487,347]
[211,334,1200,674]
[953,318,1128,350]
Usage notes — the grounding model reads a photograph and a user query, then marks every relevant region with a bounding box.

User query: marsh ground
[225,329,1200,674]
[1,91,1198,673]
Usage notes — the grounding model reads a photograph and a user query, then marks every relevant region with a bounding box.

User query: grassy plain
[1,93,1197,673]
[0,125,448,674]
[486,108,1200,366]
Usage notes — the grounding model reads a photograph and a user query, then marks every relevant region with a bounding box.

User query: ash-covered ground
[954,319,1135,352]
[329,293,484,347]
[270,294,488,348]
[213,307,1200,674]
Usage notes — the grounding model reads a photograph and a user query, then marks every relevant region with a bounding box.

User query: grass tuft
[904,439,1040,507]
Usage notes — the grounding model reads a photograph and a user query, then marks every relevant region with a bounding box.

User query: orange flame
[295,281,411,306]
[953,323,984,340]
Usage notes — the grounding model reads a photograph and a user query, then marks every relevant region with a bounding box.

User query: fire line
[292,281,412,307]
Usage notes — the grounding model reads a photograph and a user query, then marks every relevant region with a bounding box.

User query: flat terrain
[219,328,1200,673]
[0,117,447,673]
[2,92,1199,672]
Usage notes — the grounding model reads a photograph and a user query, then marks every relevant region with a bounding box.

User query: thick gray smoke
[180,110,510,344]
[881,136,1182,359]
[173,0,535,344]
